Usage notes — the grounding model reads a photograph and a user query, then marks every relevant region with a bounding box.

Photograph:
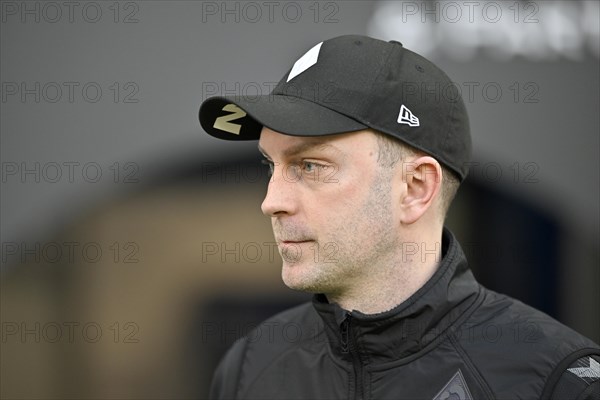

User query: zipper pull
[340,313,351,354]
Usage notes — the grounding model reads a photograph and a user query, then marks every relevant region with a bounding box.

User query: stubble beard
[280,170,398,296]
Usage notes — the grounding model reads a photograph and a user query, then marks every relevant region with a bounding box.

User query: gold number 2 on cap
[213,104,247,135]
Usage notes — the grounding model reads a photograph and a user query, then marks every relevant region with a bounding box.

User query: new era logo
[397,104,420,127]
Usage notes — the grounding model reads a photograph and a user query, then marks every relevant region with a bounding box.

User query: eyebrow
[258,139,341,159]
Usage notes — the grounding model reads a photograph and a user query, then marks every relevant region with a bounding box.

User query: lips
[279,240,313,245]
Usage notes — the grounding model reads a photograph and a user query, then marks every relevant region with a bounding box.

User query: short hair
[373,131,460,218]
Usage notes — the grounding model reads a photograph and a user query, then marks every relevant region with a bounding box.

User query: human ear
[399,156,442,225]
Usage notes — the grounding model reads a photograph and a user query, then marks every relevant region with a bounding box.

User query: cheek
[309,180,374,235]
[323,175,365,207]
[338,168,379,210]
[305,160,381,233]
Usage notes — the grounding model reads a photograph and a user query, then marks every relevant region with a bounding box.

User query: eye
[299,161,333,182]
[302,161,318,173]
[301,160,329,175]
[261,159,274,176]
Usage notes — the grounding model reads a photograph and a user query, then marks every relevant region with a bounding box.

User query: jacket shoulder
[209,301,323,399]
[456,288,600,398]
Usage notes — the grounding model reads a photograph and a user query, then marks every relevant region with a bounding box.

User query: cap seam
[353,42,397,117]
[441,96,460,176]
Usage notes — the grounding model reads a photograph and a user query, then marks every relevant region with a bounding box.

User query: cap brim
[199,94,368,141]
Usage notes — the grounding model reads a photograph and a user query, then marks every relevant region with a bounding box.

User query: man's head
[199,35,471,308]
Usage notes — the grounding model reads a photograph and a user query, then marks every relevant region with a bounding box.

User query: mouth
[279,240,314,245]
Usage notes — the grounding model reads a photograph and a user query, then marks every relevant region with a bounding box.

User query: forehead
[258,127,376,157]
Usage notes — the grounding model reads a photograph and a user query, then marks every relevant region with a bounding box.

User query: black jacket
[210,229,600,399]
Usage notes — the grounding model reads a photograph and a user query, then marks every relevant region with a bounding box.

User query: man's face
[258,127,402,297]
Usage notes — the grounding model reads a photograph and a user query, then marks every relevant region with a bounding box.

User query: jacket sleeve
[544,350,600,400]
[209,337,248,400]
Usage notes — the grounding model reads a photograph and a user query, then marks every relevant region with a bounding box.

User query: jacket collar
[311,228,481,364]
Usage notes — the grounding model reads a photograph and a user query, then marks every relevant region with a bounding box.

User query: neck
[326,228,443,315]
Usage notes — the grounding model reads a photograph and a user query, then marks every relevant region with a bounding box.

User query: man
[199,35,599,399]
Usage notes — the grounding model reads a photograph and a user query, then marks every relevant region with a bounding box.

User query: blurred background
[1,1,598,398]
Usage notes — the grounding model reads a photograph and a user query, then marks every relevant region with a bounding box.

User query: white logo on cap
[287,42,323,82]
[397,104,420,127]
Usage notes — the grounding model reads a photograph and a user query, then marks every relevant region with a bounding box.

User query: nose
[261,165,298,217]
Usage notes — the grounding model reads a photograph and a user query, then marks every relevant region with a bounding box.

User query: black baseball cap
[199,35,471,180]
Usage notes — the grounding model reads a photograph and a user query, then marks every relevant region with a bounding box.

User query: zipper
[341,313,350,353]
[340,312,364,400]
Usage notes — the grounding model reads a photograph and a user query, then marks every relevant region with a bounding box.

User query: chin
[281,262,321,293]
